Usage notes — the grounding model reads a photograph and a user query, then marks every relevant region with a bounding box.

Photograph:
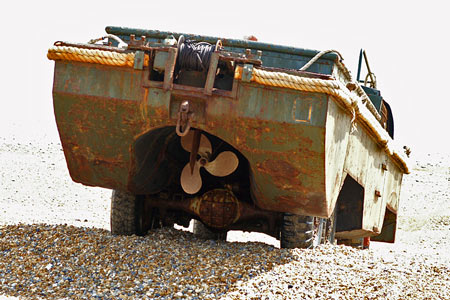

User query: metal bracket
[217,50,262,66]
[128,34,147,48]
[163,47,178,91]
[242,64,254,82]
[153,51,168,72]
[204,52,220,95]
[134,51,145,70]
[175,101,193,137]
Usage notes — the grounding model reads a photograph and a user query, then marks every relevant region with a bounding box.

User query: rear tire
[281,213,327,249]
[111,190,163,236]
[110,190,136,235]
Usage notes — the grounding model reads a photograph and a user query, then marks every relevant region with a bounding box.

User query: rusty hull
[53,60,354,218]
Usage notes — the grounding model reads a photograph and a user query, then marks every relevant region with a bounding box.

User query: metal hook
[175,101,192,137]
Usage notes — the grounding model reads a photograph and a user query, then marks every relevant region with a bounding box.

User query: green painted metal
[361,86,383,112]
[50,27,404,240]
[53,62,144,187]
[153,51,168,72]
[134,51,145,70]
[106,26,337,74]
[106,26,338,60]
[52,57,330,216]
[241,64,253,82]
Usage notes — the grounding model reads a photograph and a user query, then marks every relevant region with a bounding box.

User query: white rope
[300,49,344,72]
[235,65,410,173]
[88,34,128,49]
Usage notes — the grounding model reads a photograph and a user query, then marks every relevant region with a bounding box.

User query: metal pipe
[362,50,376,88]
[106,26,339,61]
[356,49,363,83]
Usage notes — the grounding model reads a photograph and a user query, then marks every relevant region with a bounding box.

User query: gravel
[0,224,290,299]
[1,135,449,299]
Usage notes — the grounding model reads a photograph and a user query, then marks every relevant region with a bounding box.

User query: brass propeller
[180,130,239,194]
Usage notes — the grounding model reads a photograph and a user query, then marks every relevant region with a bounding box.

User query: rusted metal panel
[51,42,404,228]
[235,83,328,126]
[53,61,143,101]
[360,136,387,235]
[383,159,403,214]
[324,98,352,216]
[53,61,146,190]
[335,116,402,238]
[194,84,329,216]
[48,26,410,247]
[343,122,371,185]
[53,57,333,217]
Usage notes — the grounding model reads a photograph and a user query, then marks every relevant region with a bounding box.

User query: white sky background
[0,0,448,157]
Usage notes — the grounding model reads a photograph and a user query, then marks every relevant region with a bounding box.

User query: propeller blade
[180,162,202,194]
[189,130,201,174]
[181,131,212,156]
[204,151,239,177]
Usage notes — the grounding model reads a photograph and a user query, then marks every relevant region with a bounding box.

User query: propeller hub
[199,157,208,166]
[180,130,239,194]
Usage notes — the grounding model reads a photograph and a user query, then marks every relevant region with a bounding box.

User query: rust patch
[140,88,149,125]
[66,152,92,183]
[154,105,168,119]
[256,159,301,191]
[195,189,240,228]
[275,192,327,217]
[270,135,288,145]
[275,195,300,208]
[299,136,313,149]
[258,159,300,178]
[93,158,124,166]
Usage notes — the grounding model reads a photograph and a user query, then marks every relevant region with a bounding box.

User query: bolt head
[199,158,208,166]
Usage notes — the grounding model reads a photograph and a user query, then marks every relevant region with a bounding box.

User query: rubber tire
[281,213,326,249]
[110,190,137,235]
[192,220,227,240]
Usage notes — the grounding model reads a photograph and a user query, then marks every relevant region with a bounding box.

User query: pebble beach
[1,136,449,299]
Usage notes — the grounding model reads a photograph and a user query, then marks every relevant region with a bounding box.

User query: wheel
[192,220,227,240]
[110,190,137,235]
[110,190,162,236]
[281,213,327,249]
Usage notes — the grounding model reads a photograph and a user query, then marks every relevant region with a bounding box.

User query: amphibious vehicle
[48,26,409,248]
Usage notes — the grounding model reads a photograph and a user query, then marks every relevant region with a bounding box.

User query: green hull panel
[53,61,330,216]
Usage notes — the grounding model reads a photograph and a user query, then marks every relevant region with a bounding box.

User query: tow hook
[175,100,193,137]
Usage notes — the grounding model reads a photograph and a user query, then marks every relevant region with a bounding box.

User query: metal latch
[176,101,193,137]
